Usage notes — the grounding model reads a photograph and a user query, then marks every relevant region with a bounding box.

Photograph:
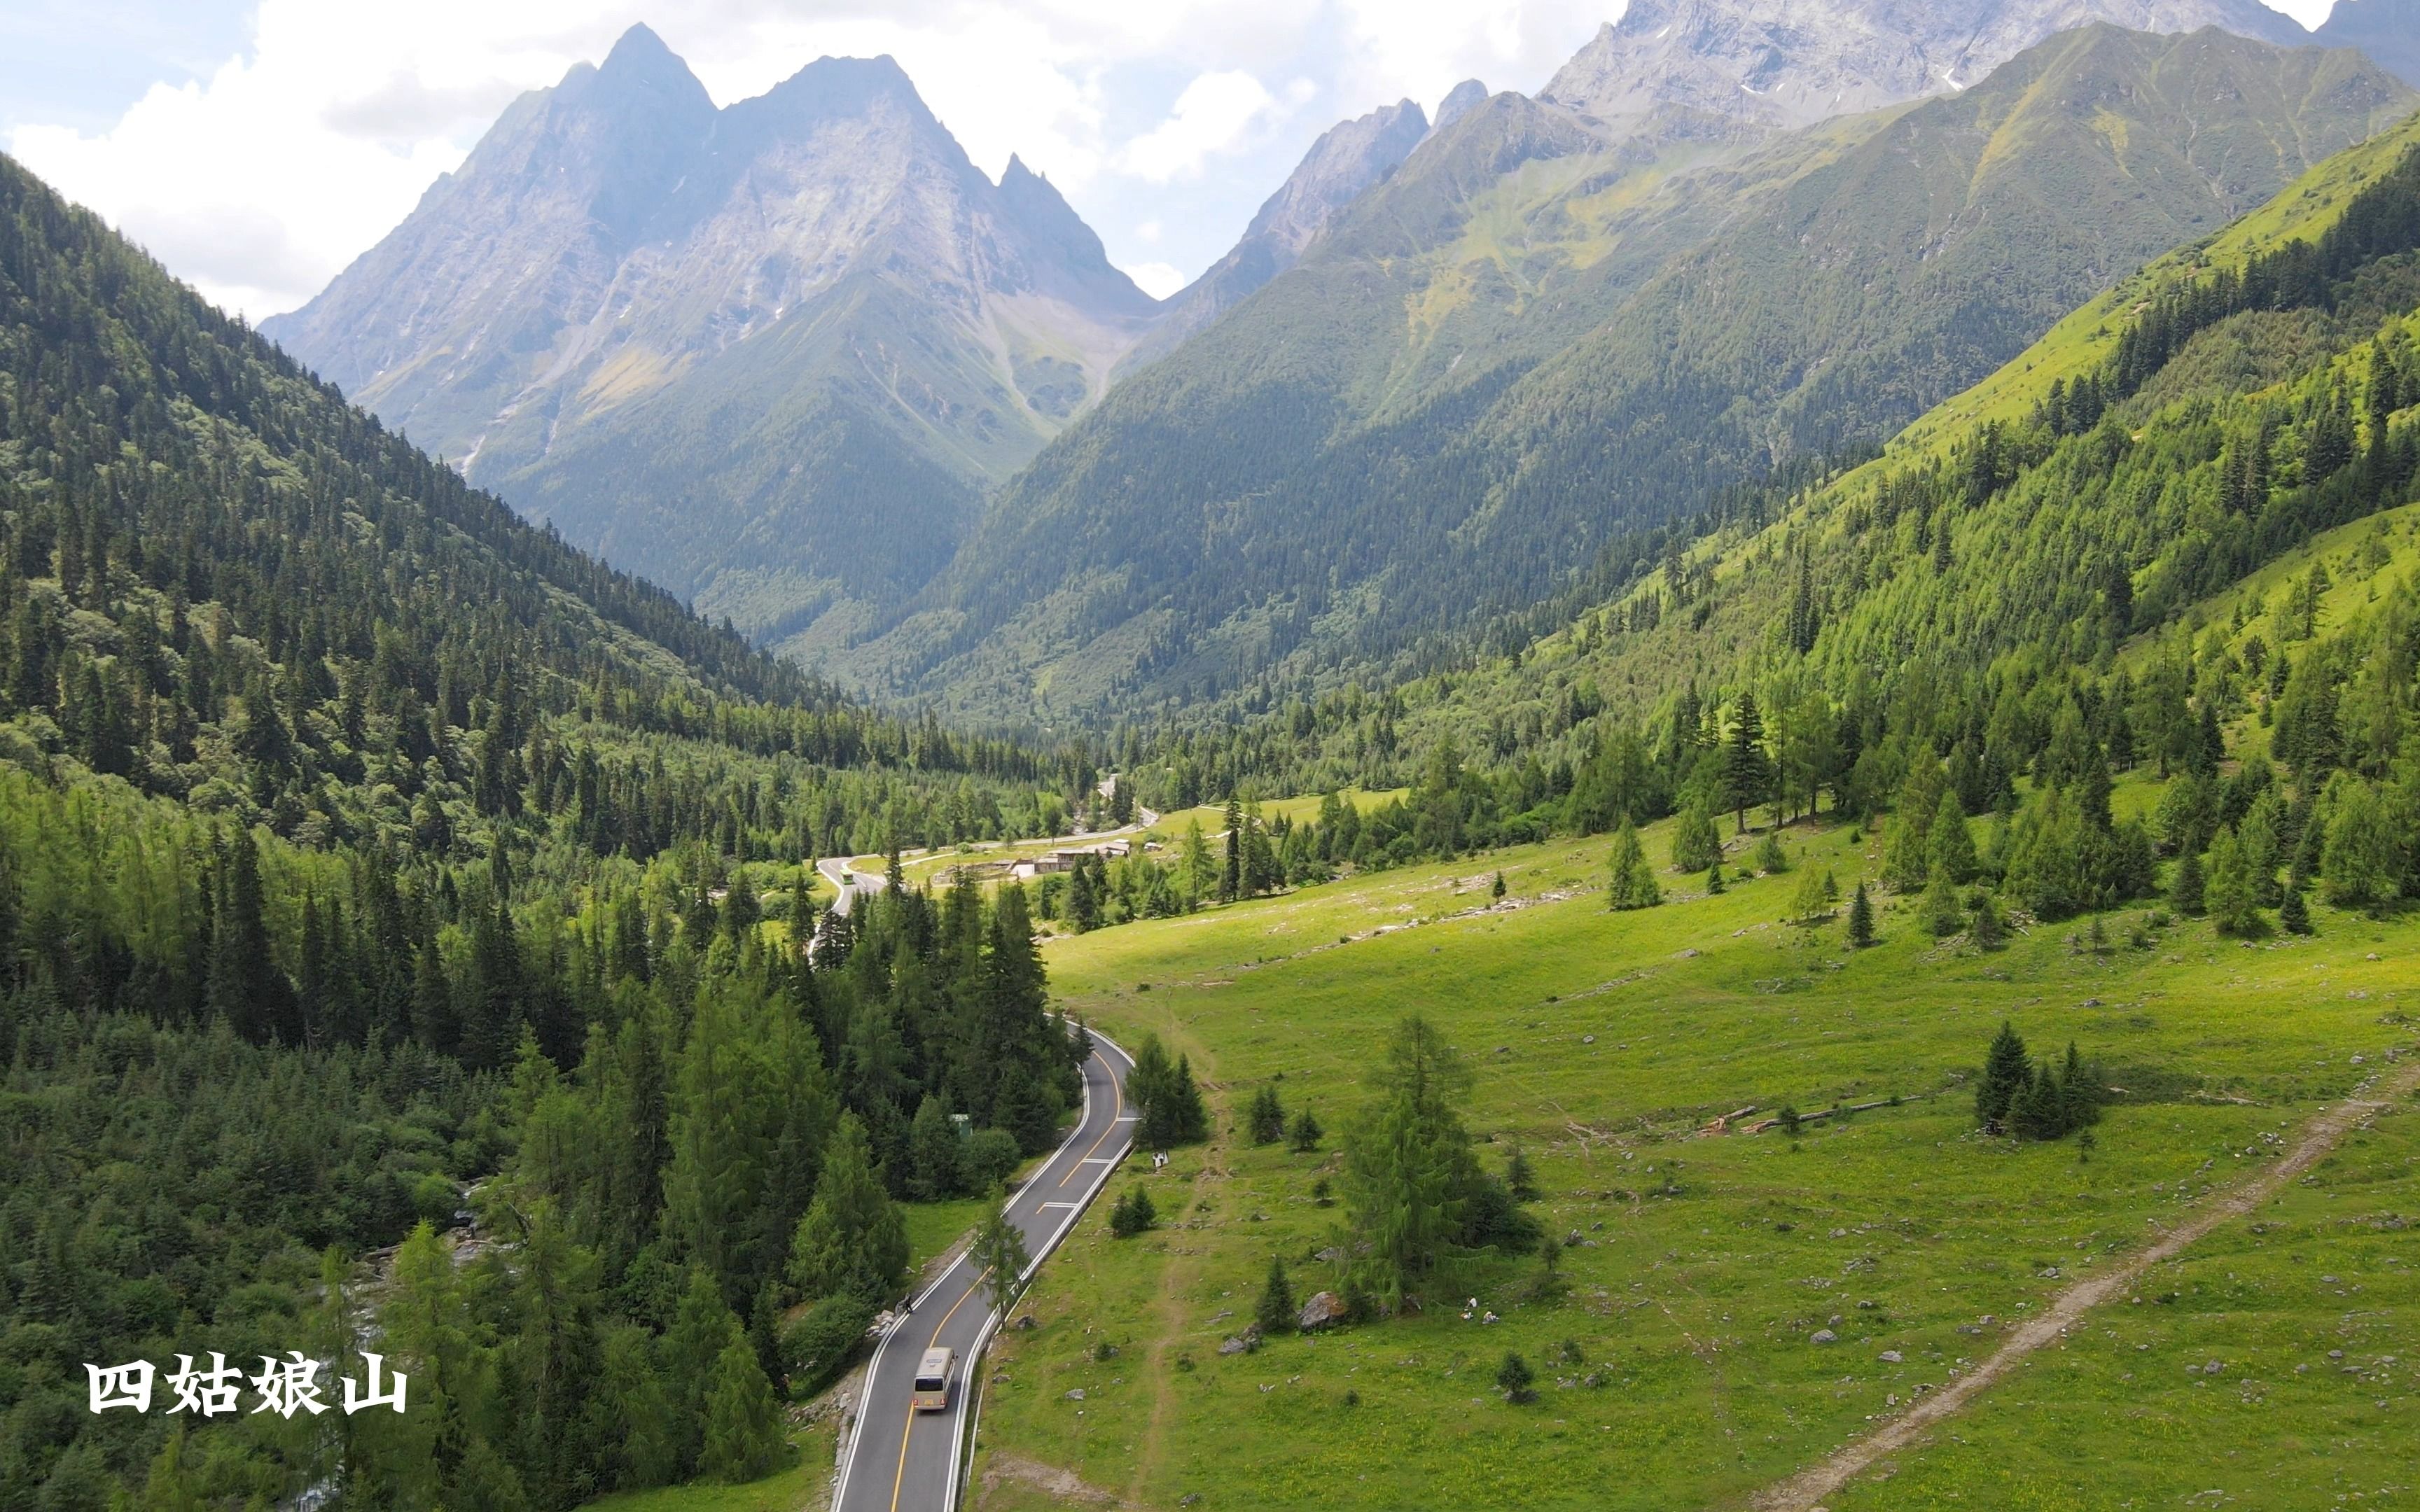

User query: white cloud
[1123,260,1186,298]
[1135,219,1164,243]
[1118,69,1288,183]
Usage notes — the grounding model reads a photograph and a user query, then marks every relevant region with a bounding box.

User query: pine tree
[1109,1187,1157,1238]
[786,1112,908,1304]
[1256,1255,1295,1336]
[1970,892,2006,950]
[1491,871,1506,899]
[971,1202,1033,1314]
[1670,797,1722,874]
[1928,790,1978,884]
[1975,1021,2031,1132]
[2169,850,2206,916]
[1847,883,1875,947]
[907,1095,964,1200]
[1753,830,1790,874]
[1706,862,1725,895]
[2204,825,2260,936]
[1722,694,1771,833]
[1221,797,1243,902]
[1605,819,1662,910]
[663,1267,748,1475]
[2280,884,2313,935]
[1287,1107,1323,1152]
[1248,1085,1287,1145]
[1921,862,1963,937]
[1496,1350,1537,1404]
[698,1338,785,1483]
[1505,1146,1539,1202]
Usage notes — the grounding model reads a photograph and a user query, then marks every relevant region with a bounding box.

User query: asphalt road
[830,1035,1138,1512]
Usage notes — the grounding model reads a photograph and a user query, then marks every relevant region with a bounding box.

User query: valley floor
[967,806,2418,1509]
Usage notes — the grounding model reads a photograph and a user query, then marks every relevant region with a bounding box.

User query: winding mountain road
[831,1035,1138,1512]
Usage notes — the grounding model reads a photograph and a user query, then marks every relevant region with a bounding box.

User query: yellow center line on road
[888,1266,989,1512]
[1059,1051,1124,1188]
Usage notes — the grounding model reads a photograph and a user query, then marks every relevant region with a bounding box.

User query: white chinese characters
[87,1353,408,1415]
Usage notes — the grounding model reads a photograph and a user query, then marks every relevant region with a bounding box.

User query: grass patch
[966,804,2419,1509]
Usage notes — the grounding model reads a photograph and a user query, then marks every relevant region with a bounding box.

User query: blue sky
[1,0,2335,318]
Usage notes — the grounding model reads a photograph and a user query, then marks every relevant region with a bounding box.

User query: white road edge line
[943,1028,1136,1511]
[830,1029,1125,1510]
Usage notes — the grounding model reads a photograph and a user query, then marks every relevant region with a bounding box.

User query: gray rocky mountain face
[2315,0,2420,87]
[1433,79,1491,132]
[1126,97,1433,368]
[263,24,1155,643]
[1541,0,2305,139]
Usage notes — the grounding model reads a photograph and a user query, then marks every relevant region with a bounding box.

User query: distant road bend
[832,1035,1137,1512]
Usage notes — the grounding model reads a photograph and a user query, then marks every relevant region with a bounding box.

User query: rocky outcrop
[1541,0,2306,141]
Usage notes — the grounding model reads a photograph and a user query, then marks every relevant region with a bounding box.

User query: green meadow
[966,803,2418,1510]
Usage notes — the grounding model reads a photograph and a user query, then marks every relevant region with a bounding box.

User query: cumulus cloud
[1118,70,1290,183]
[1122,260,1187,298]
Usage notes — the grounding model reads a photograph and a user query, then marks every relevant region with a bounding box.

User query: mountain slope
[2315,0,2420,88]
[833,24,2411,726]
[1190,108,2420,808]
[263,25,1156,649]
[1124,97,1433,370]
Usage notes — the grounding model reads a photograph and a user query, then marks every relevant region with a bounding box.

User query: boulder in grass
[1298,1291,1348,1331]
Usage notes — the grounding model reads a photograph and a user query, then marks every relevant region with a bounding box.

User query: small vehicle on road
[912,1347,955,1411]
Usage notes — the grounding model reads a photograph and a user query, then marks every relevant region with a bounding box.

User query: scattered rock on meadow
[1298,1292,1348,1331]
[1811,1329,1837,1344]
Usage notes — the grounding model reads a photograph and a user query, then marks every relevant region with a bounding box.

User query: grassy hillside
[1135,108,2420,818]
[971,790,2416,1509]
[832,27,2411,727]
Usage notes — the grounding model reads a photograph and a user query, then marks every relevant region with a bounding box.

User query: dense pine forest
[0,151,1106,1508]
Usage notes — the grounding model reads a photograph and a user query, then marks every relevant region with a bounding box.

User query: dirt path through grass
[1753,1054,2420,1511]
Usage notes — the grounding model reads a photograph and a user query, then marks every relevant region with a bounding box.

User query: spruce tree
[1706,862,1725,895]
[1847,883,1875,947]
[2204,825,2260,936]
[1606,819,1662,910]
[1921,862,1963,937]
[971,1201,1034,1313]
[1928,790,1978,884]
[1975,1021,2031,1133]
[1970,892,2007,950]
[1248,1084,1286,1145]
[1287,1107,1323,1152]
[1256,1255,1296,1336]
[2280,884,2313,935]
[907,1095,964,1200]
[2170,849,2206,916]
[1722,694,1771,833]
[786,1112,908,1304]
[1753,830,1790,874]
[1496,1350,1537,1404]
[1670,797,1722,874]
[1505,1146,1539,1202]
[698,1338,785,1483]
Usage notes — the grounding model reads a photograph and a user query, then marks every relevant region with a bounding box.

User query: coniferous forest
[0,153,1099,1507]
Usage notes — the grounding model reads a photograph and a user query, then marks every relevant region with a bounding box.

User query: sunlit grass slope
[969,803,2416,1510]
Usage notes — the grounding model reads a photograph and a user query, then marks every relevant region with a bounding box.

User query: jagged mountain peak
[1541,0,2307,140]
[1433,79,1491,132]
[263,29,1155,654]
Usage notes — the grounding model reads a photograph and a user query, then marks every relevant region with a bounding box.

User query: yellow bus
[912,1348,954,1411]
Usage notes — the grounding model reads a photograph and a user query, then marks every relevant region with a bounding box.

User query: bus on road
[912,1348,954,1411]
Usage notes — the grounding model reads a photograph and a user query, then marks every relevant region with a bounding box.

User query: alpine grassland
[966,799,2417,1509]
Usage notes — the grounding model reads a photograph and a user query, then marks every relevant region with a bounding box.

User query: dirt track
[1753,1055,2420,1511]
